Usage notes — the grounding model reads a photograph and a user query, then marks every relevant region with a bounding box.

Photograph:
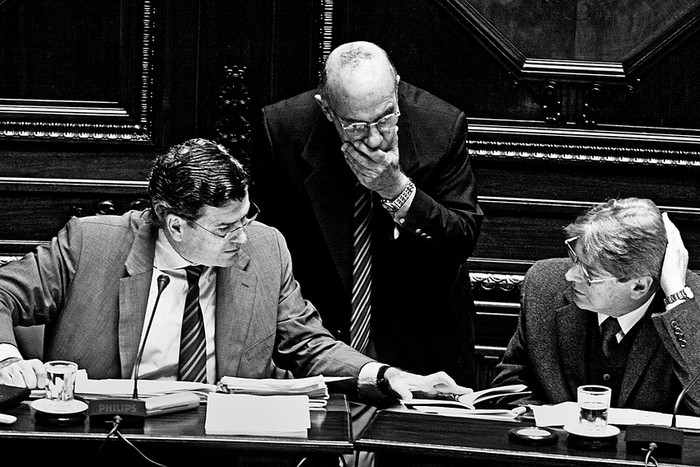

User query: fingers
[0,359,45,389]
[660,212,688,295]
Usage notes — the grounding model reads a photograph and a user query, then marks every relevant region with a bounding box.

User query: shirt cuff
[665,299,686,311]
[0,343,22,362]
[358,361,387,400]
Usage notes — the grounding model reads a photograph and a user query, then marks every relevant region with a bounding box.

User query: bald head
[319,41,398,111]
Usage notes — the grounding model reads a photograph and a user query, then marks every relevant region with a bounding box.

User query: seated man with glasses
[491,197,700,415]
[0,138,469,406]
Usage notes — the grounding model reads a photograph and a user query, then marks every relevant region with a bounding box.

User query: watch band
[380,179,415,214]
[663,286,694,307]
[376,365,395,398]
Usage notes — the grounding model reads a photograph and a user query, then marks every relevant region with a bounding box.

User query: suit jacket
[0,211,373,392]
[492,258,700,414]
[255,81,483,386]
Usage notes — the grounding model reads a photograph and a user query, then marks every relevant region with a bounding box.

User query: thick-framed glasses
[191,202,260,240]
[336,110,401,139]
[565,236,618,286]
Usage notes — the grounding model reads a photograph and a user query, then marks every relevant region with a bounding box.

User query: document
[217,375,346,409]
[531,401,700,431]
[74,371,217,399]
[401,384,530,421]
[404,384,530,410]
[205,393,310,437]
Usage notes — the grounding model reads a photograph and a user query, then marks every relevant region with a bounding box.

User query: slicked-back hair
[564,198,666,288]
[318,42,398,107]
[147,138,249,226]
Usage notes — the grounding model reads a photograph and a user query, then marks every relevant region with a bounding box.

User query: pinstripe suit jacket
[492,258,700,414]
[0,211,372,390]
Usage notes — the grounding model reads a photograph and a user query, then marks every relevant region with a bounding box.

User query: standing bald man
[254,41,482,387]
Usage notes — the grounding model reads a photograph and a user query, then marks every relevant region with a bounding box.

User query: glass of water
[577,385,611,432]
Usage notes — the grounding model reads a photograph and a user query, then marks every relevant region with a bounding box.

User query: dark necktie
[178,265,207,382]
[350,184,372,354]
[601,316,622,358]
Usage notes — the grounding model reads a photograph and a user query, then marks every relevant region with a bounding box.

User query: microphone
[625,371,700,457]
[88,274,170,429]
[133,274,170,399]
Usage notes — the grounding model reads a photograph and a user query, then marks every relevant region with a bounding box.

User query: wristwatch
[380,179,415,214]
[663,286,694,307]
[376,365,396,398]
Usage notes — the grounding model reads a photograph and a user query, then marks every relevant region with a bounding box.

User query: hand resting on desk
[385,368,472,401]
[0,357,46,389]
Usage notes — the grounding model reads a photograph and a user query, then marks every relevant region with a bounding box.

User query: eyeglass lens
[343,112,400,137]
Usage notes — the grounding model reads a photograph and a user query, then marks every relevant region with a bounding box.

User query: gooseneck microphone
[132,274,170,399]
[625,370,700,456]
[88,274,171,428]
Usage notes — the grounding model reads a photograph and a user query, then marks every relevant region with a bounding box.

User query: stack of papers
[217,375,335,409]
[205,393,310,437]
[74,371,216,400]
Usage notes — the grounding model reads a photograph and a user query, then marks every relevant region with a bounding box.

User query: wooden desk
[0,394,352,467]
[356,409,700,466]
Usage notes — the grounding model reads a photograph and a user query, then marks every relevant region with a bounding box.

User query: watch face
[684,286,694,299]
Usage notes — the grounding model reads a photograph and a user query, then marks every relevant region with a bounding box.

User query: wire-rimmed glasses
[565,236,618,286]
[191,202,260,240]
[335,110,401,140]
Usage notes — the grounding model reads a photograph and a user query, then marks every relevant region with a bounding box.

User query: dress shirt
[135,230,217,384]
[596,293,655,343]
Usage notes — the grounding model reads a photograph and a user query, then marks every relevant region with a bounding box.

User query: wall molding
[0,0,157,143]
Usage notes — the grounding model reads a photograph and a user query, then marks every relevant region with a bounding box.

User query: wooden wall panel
[1,0,698,382]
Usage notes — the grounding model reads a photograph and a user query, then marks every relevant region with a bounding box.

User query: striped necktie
[178,265,207,382]
[350,184,372,354]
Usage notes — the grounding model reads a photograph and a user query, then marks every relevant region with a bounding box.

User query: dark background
[2,0,699,385]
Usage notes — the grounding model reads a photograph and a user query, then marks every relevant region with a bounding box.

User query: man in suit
[0,138,468,404]
[492,198,700,414]
[255,41,482,387]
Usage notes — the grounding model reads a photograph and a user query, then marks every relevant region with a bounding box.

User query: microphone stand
[625,371,700,457]
[88,275,170,429]
[132,275,170,399]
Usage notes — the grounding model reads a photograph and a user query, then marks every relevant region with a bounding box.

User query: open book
[402,384,531,420]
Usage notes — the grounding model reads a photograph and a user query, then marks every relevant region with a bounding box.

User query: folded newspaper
[217,375,341,409]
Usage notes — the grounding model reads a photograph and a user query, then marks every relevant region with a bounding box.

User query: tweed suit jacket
[0,211,373,390]
[255,81,482,386]
[492,258,700,414]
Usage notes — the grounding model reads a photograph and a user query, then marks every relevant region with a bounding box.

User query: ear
[314,94,334,122]
[630,276,654,299]
[164,214,186,242]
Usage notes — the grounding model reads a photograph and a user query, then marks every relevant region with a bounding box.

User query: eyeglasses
[191,202,260,240]
[565,236,618,286]
[335,110,401,139]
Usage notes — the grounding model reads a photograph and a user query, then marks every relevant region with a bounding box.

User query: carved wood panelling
[0,0,158,143]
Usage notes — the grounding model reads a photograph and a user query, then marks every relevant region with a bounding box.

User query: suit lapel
[558,289,588,399]
[618,296,665,406]
[118,223,158,378]
[214,248,257,378]
[302,116,355,295]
